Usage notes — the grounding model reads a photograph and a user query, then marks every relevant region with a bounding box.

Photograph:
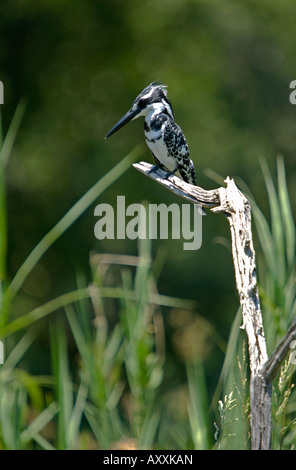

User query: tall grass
[0,105,143,448]
[0,107,213,449]
[215,157,296,450]
[0,105,295,449]
[250,158,296,449]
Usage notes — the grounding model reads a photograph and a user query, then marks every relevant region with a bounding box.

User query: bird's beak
[105,108,140,139]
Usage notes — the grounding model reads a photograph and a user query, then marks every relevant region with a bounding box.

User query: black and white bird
[105,82,196,185]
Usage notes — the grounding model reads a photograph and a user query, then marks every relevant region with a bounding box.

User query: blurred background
[0,0,296,449]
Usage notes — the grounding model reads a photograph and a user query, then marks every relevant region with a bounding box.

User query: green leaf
[7,144,142,301]
[277,157,295,270]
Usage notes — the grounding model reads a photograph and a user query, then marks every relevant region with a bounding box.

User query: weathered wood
[211,177,270,450]
[262,316,296,383]
[133,161,220,207]
[134,162,272,448]
[133,161,296,450]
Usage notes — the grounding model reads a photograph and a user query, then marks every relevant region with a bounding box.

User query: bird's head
[105,82,174,139]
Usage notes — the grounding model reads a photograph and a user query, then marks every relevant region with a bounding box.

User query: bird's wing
[163,120,196,185]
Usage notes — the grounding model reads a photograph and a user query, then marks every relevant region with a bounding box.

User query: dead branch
[133,161,296,450]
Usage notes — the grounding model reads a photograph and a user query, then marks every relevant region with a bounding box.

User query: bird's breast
[144,127,175,171]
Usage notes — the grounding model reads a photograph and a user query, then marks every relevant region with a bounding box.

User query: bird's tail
[179,159,197,186]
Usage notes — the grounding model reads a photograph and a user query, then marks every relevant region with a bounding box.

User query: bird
[105,82,197,185]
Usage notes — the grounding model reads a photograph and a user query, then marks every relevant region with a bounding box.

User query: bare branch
[262,316,296,383]
[133,161,220,208]
[133,161,271,449]
[133,160,296,450]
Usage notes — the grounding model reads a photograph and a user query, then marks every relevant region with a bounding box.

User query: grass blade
[277,157,295,270]
[20,401,58,448]
[3,330,36,370]
[259,158,285,284]
[50,318,73,449]
[7,144,142,300]
[0,99,26,168]
[187,360,211,450]
[0,287,90,338]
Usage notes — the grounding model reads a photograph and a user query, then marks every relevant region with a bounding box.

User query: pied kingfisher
[105,82,197,185]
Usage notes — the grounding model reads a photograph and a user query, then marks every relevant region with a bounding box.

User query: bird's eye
[138,98,147,109]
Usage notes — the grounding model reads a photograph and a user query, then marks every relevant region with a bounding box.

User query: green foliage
[272,358,296,449]
[217,158,296,450]
[0,108,213,448]
[254,158,296,449]
[187,360,211,449]
[242,158,296,351]
[2,0,296,339]
[1,102,296,449]
[1,1,296,447]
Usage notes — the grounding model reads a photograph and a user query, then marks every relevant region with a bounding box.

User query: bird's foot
[148,164,164,174]
[164,168,178,180]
